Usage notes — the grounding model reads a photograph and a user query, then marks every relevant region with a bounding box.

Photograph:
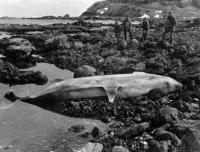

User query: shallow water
[0,18,116,25]
[0,18,75,25]
[0,63,73,106]
[0,63,108,151]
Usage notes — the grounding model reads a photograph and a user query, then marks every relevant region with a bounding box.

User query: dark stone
[5,38,35,56]
[147,88,166,100]
[74,65,97,78]
[91,127,102,139]
[153,107,180,126]
[149,140,173,152]
[45,35,70,51]
[100,116,112,123]
[154,130,181,147]
[79,132,91,138]
[115,122,150,138]
[0,59,48,85]
[172,120,200,152]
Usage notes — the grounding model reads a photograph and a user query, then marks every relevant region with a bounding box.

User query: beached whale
[5,72,182,106]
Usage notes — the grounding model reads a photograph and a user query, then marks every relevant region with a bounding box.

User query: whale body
[5,72,182,106]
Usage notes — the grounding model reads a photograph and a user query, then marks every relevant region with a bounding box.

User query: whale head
[131,72,183,96]
[155,76,183,94]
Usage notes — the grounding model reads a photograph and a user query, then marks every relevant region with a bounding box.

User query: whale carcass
[5,72,182,105]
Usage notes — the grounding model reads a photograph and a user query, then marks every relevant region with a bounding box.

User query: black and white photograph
[0,0,200,151]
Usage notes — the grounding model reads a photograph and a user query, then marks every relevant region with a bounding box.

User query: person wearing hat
[141,17,150,42]
[162,11,177,44]
[114,20,122,42]
[123,16,132,41]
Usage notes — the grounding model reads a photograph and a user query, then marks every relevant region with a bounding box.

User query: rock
[79,132,91,138]
[153,123,171,135]
[147,88,165,100]
[74,65,97,78]
[91,127,102,139]
[0,24,42,32]
[145,54,169,74]
[183,102,192,112]
[20,33,51,49]
[4,38,35,60]
[6,45,35,60]
[191,103,199,111]
[72,41,84,50]
[154,130,181,147]
[104,56,130,74]
[85,34,103,44]
[133,114,142,123]
[100,116,112,123]
[9,38,31,46]
[153,107,180,126]
[117,39,127,50]
[75,142,103,152]
[0,38,10,50]
[132,62,146,71]
[68,125,85,133]
[112,146,129,152]
[129,39,139,49]
[171,100,185,112]
[172,120,200,152]
[22,70,48,85]
[115,122,150,138]
[149,140,173,152]
[101,37,114,48]
[0,59,48,85]
[45,35,70,51]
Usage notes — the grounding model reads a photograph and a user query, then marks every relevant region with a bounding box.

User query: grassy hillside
[82,0,200,18]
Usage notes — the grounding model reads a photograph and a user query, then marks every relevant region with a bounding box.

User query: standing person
[114,20,122,42]
[141,17,150,42]
[162,12,177,44]
[123,16,132,41]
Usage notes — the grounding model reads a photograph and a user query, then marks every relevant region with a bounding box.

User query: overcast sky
[0,0,101,17]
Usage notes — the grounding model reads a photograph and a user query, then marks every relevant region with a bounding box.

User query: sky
[0,0,101,17]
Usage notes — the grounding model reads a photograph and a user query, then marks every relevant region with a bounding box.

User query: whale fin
[103,86,119,103]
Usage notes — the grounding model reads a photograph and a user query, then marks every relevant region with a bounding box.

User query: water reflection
[0,63,73,106]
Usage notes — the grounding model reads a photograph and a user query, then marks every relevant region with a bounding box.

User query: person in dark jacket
[123,16,132,41]
[162,12,177,44]
[114,20,122,41]
[141,17,150,42]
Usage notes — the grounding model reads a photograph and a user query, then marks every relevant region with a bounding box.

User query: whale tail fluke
[4,91,21,102]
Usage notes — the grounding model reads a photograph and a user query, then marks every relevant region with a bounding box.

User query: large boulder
[0,59,47,85]
[9,38,31,46]
[6,45,35,59]
[4,38,36,60]
[172,120,200,152]
[75,142,103,152]
[0,38,10,50]
[74,65,97,78]
[112,146,130,152]
[128,39,139,49]
[149,140,174,152]
[153,107,180,126]
[45,35,70,51]
[104,56,130,74]
[117,39,128,50]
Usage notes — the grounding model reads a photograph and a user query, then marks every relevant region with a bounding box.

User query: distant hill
[82,0,200,18]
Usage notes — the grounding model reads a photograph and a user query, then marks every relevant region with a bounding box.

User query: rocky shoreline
[0,19,200,152]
